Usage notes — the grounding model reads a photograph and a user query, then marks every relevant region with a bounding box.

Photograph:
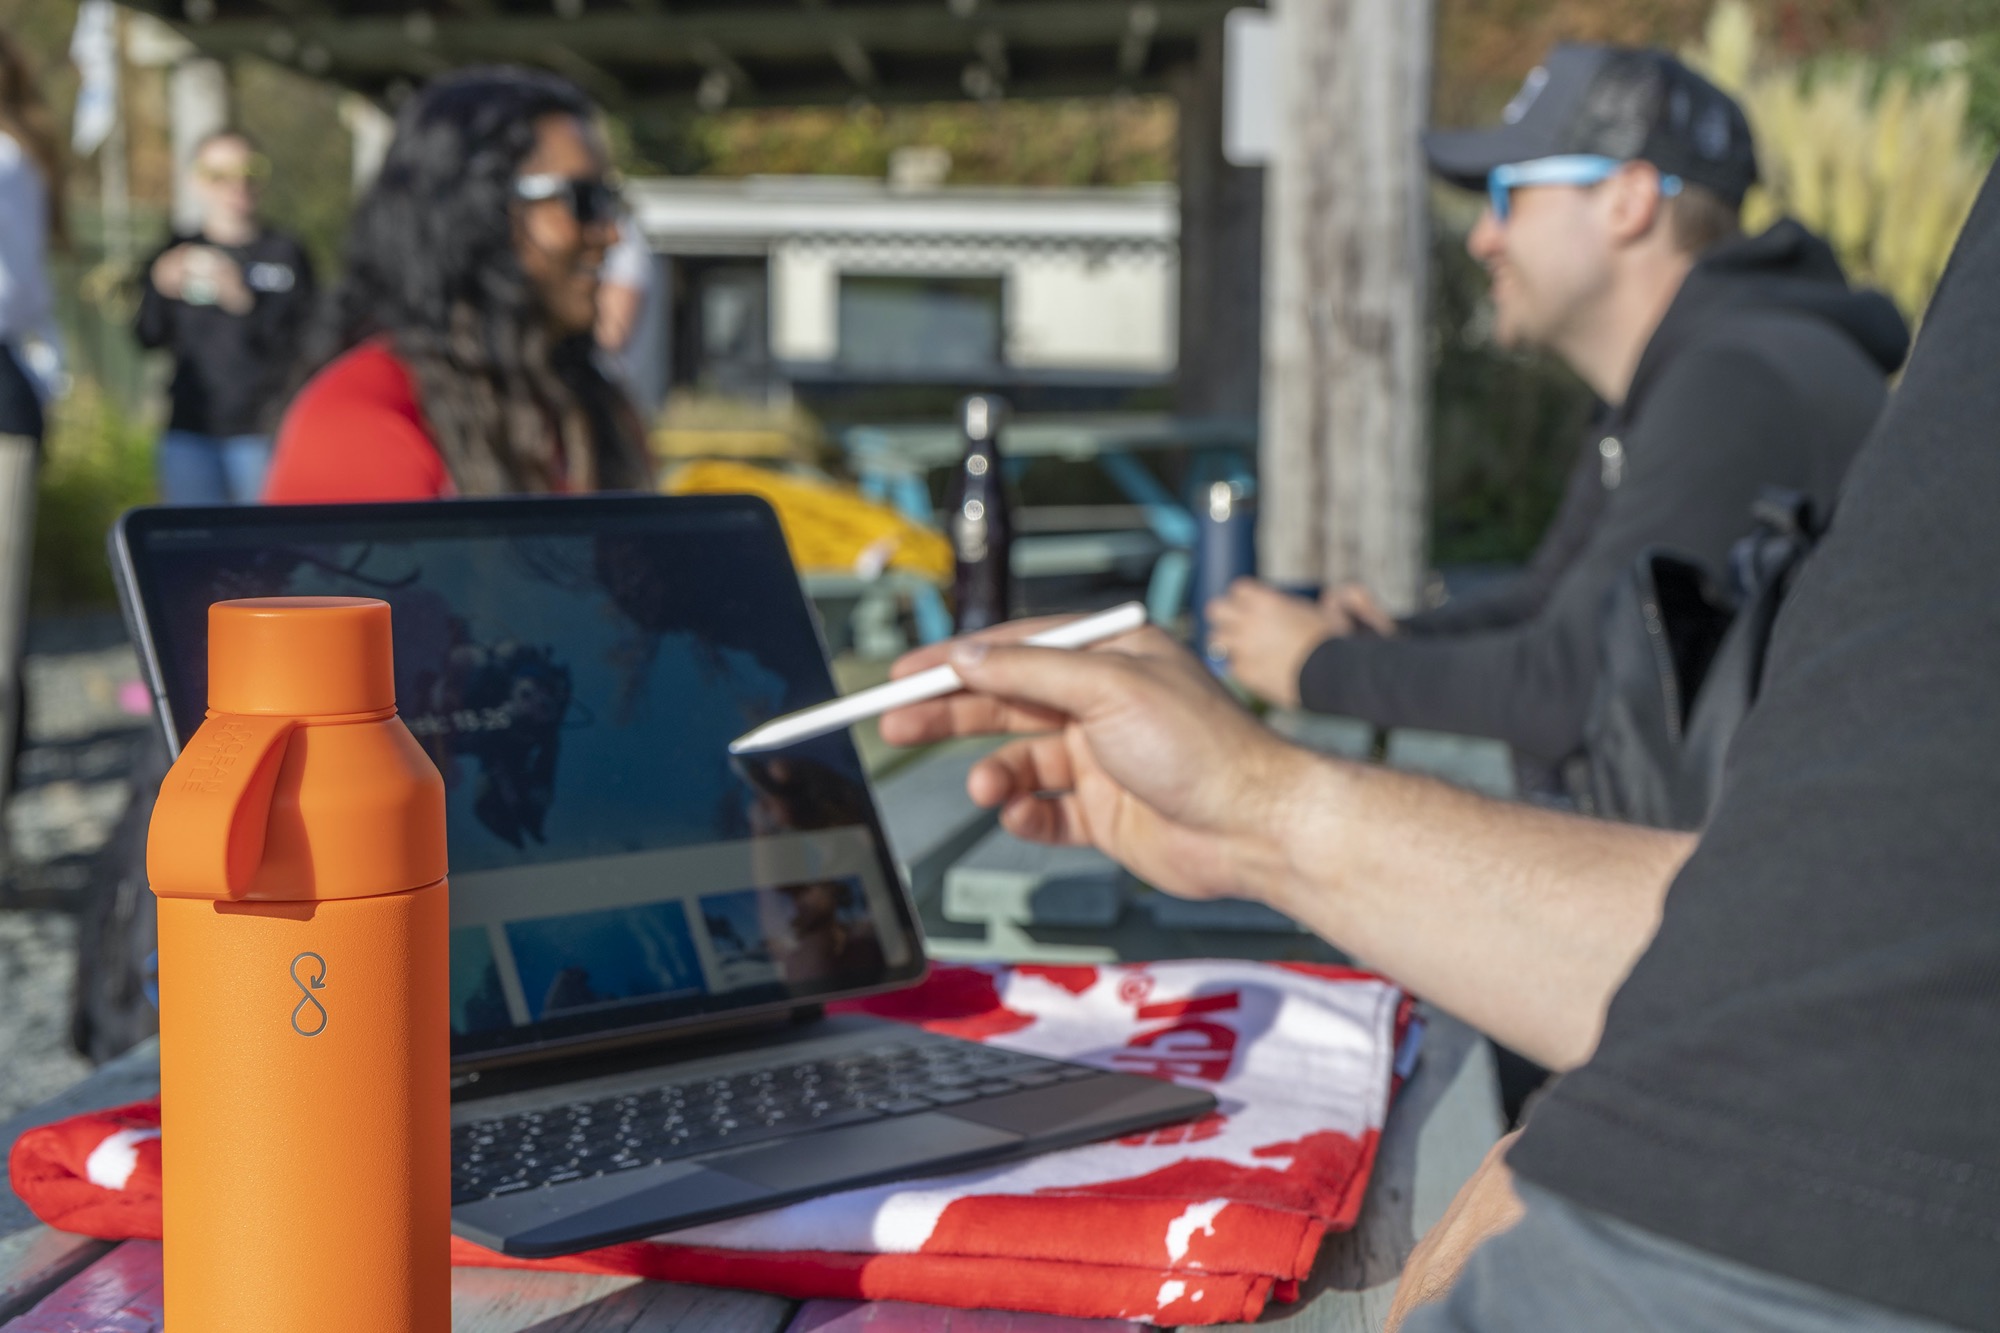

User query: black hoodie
[1295,220,1910,767]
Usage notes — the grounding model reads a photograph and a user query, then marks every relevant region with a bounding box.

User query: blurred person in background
[265,67,647,501]
[0,29,64,875]
[594,202,661,420]
[595,204,651,361]
[136,130,314,504]
[1208,46,1907,795]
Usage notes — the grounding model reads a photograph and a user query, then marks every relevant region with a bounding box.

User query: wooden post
[1172,24,1264,421]
[1259,0,1434,612]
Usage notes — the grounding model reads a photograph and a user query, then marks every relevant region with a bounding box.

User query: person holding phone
[136,130,314,504]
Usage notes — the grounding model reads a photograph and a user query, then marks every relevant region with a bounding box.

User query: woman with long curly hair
[265,67,649,500]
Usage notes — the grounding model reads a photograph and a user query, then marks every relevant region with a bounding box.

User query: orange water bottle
[147,597,450,1333]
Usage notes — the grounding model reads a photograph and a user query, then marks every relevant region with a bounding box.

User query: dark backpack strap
[1579,488,1823,830]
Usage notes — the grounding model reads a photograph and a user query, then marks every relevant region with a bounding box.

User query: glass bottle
[949,394,1013,633]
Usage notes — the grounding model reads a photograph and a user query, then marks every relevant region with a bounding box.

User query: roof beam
[798,0,877,91]
[177,0,1238,67]
[1118,2,1158,79]
[830,34,879,90]
[543,43,628,105]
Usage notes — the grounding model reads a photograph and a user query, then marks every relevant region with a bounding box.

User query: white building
[623,174,1179,414]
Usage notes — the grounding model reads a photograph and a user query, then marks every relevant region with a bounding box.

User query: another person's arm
[1205,427,1609,706]
[1294,348,1810,761]
[263,348,452,502]
[596,219,651,353]
[135,242,186,349]
[882,625,1693,1069]
[1398,429,1611,638]
[595,281,644,354]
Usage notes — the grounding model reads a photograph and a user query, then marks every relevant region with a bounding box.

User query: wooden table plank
[789,1299,1138,1333]
[873,741,1001,905]
[0,1230,111,1325]
[2,1239,162,1333]
[451,1268,792,1333]
[1199,1011,1500,1333]
[0,1240,796,1333]
[943,832,1130,931]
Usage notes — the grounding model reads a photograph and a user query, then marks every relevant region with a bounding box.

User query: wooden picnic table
[0,732,1504,1333]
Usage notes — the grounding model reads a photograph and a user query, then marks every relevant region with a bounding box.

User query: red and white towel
[10,961,1410,1324]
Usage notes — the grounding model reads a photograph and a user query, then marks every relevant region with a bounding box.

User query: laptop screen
[116,495,926,1063]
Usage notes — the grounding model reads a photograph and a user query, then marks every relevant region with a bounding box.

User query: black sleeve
[1506,167,2000,1332]
[265,242,316,353]
[133,240,179,350]
[1297,344,1810,763]
[1399,429,1609,638]
[248,239,315,332]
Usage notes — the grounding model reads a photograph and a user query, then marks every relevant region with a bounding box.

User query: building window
[672,257,773,399]
[837,274,1005,373]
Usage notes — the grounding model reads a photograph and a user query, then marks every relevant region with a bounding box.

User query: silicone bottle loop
[147,713,299,899]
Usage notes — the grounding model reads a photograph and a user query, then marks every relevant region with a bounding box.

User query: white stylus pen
[729,601,1149,755]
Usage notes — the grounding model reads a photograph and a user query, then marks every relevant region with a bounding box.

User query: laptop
[112,493,1213,1258]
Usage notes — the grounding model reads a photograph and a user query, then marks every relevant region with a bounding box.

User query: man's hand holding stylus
[880,619,1314,906]
[885,615,1693,1075]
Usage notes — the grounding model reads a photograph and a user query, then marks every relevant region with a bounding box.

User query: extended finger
[879,689,1065,746]
[966,734,1077,808]
[1340,588,1397,636]
[946,638,1157,725]
[998,792,1091,847]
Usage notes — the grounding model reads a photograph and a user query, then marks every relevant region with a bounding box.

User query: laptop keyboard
[451,1040,1099,1205]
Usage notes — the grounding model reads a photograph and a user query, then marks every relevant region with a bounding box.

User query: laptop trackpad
[712,1112,1023,1191]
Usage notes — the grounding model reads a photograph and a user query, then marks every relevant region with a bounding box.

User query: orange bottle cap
[208,597,396,718]
[149,597,448,902]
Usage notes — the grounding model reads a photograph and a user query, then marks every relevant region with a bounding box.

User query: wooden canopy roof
[122,0,1242,109]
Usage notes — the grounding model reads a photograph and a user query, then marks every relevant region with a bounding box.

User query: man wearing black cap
[1209,45,1909,793]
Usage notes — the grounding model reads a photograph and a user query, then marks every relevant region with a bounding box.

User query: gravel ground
[0,910,92,1119]
[2,636,151,1119]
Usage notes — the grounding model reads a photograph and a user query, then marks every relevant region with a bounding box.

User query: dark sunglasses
[513,173,622,226]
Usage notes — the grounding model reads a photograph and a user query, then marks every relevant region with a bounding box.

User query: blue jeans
[158,430,272,505]
[1400,1183,1963,1332]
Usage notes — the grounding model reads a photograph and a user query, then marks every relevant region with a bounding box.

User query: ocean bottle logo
[290,952,329,1037]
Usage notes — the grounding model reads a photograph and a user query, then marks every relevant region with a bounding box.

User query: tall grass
[1687,0,1993,320]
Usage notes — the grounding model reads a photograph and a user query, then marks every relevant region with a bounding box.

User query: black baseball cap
[1424,45,1759,205]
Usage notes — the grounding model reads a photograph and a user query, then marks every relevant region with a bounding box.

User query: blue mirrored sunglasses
[1486,154,1683,224]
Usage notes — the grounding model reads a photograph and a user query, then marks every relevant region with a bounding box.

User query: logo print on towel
[290,952,329,1037]
[1112,990,1241,1083]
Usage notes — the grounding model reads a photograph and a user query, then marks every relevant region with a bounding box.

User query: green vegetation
[9,0,2000,588]
[30,381,157,612]
[619,96,1176,188]
[1687,2,1993,320]
[1427,195,1596,568]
